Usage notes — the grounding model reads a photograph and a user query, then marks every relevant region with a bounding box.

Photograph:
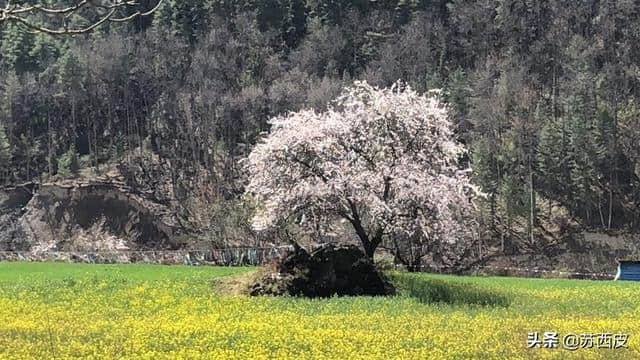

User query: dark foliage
[249,244,394,297]
[3,0,640,254]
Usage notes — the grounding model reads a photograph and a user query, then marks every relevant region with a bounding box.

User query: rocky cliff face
[0,181,187,252]
[0,183,35,251]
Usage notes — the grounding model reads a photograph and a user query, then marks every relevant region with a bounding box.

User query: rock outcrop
[0,183,35,251]
[0,180,186,252]
[249,244,395,297]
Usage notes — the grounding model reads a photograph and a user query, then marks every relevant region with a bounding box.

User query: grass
[390,272,511,307]
[0,262,250,282]
[1,262,639,359]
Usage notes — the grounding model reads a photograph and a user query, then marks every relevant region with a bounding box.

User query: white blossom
[244,80,479,262]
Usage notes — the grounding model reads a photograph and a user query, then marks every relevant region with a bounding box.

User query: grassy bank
[0,262,638,359]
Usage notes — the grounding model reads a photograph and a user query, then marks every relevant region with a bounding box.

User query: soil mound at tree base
[249,244,395,297]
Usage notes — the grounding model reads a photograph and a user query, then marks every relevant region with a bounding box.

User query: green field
[0,262,638,359]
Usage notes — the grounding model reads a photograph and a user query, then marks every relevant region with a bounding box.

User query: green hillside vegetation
[2,1,640,255]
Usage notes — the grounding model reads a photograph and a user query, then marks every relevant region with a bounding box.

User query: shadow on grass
[390,273,511,307]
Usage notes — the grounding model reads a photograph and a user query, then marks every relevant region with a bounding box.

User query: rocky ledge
[0,181,186,252]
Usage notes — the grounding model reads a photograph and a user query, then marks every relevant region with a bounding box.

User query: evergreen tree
[57,144,80,179]
[567,114,606,226]
[153,0,214,42]
[0,23,36,73]
[536,116,570,207]
[471,137,500,231]
[0,124,11,184]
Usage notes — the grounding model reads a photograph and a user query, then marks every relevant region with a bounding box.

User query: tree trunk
[47,106,53,178]
[93,118,99,172]
[529,152,535,246]
[598,191,606,228]
[608,184,613,229]
[363,243,376,261]
[609,86,619,229]
[345,199,380,261]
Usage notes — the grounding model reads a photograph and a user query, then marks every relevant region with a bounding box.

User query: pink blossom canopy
[244,80,479,255]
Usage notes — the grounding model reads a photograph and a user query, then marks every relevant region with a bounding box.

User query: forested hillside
[2,0,640,255]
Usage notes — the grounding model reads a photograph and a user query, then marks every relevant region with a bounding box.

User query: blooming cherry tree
[244,80,480,265]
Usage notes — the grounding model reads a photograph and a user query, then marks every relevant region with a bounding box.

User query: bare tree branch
[0,0,163,35]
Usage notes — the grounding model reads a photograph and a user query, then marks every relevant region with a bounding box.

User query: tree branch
[1,0,163,35]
